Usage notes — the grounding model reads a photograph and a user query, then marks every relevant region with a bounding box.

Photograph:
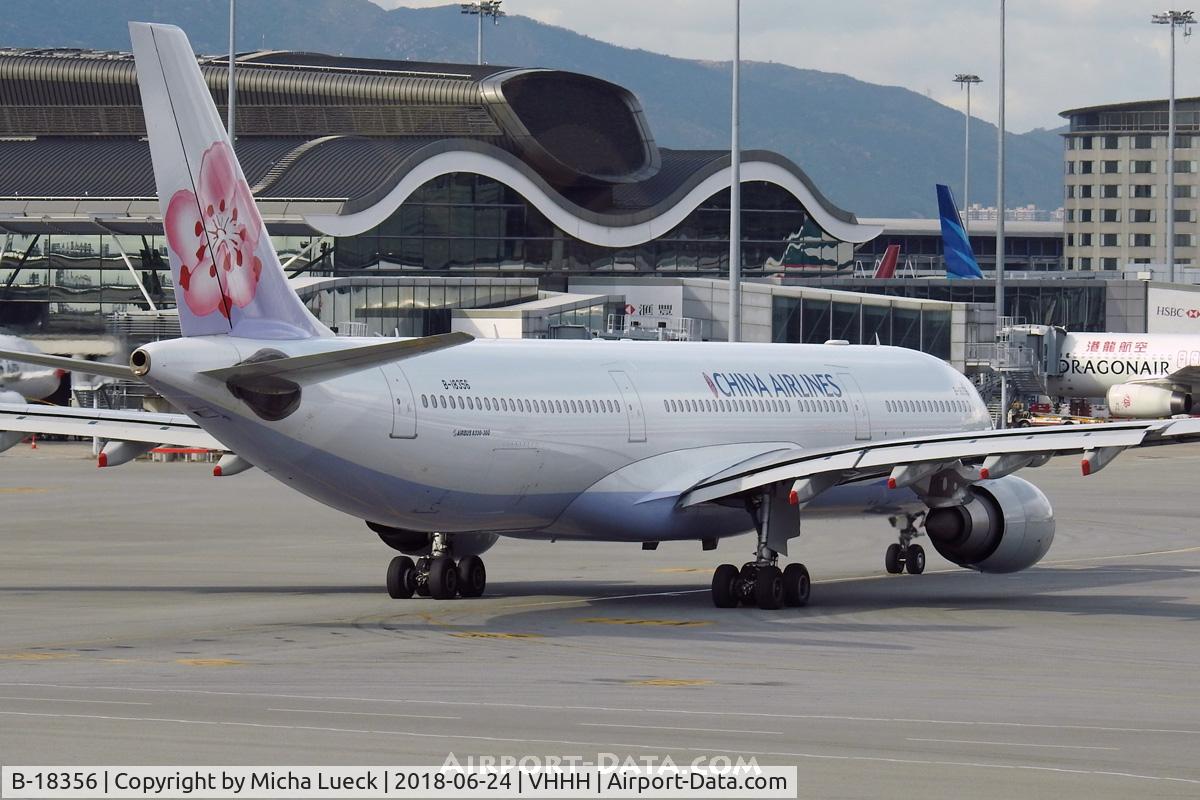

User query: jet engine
[367,522,498,556]
[1106,383,1192,418]
[922,475,1054,573]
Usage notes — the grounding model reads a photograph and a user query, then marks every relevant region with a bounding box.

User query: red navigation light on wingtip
[886,477,897,489]
[1081,459,1091,477]
[213,465,222,477]
[979,467,991,480]
[788,490,798,505]
[97,452,108,468]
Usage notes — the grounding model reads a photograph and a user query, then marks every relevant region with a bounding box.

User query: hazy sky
[372,1,1200,133]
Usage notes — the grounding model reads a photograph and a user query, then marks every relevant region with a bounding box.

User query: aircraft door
[837,371,871,441]
[609,370,646,443]
[380,364,417,439]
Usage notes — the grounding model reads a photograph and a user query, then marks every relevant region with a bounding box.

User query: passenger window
[421,394,428,408]
[466,397,475,410]
[438,395,446,408]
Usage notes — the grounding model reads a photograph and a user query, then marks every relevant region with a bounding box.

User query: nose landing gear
[884,512,926,575]
[385,533,488,600]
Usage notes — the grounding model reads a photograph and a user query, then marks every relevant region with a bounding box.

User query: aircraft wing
[679,418,1200,507]
[0,403,225,450]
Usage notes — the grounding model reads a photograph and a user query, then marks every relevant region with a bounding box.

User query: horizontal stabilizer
[201,332,473,385]
[0,348,134,380]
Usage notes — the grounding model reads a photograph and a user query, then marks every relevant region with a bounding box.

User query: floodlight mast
[227,0,236,147]
[1152,10,1194,283]
[953,73,982,235]
[996,0,1007,428]
[728,0,741,342]
[461,1,505,66]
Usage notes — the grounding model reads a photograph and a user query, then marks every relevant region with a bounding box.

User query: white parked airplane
[1002,323,1200,418]
[0,334,64,406]
[3,22,1200,608]
[1052,330,1200,417]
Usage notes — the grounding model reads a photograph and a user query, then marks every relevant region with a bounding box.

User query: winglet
[130,22,331,340]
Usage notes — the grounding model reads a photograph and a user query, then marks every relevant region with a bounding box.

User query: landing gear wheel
[782,563,810,607]
[755,565,785,610]
[905,544,926,575]
[711,564,739,608]
[427,556,459,599]
[386,555,416,599]
[885,543,904,574]
[456,555,487,598]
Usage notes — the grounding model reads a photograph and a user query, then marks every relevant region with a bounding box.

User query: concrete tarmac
[2,441,1200,798]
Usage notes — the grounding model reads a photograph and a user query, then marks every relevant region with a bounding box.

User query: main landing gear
[884,512,926,575]
[386,533,487,600]
[712,489,810,609]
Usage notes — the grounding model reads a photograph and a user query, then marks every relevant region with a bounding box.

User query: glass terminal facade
[333,176,852,276]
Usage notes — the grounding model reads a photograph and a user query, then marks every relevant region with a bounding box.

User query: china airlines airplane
[2,23,1200,609]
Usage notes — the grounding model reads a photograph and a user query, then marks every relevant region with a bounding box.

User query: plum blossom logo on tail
[164,141,262,318]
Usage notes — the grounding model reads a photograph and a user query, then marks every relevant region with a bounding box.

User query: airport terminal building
[0,46,883,344]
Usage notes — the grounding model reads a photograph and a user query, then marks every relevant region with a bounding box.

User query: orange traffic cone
[29,434,37,450]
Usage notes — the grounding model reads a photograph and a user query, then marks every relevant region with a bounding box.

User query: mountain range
[0,0,1066,217]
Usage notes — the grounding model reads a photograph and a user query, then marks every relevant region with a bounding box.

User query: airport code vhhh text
[1,765,798,798]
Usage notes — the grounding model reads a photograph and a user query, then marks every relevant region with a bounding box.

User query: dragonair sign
[704,372,844,399]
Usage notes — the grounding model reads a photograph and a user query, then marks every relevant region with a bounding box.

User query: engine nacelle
[923,475,1054,573]
[1107,383,1192,418]
[367,522,498,557]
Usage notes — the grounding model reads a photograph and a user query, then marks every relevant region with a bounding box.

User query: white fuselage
[1049,331,1198,397]
[0,335,62,402]
[140,337,993,543]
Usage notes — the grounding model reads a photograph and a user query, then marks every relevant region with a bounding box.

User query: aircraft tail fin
[936,184,983,279]
[129,22,330,340]
[873,244,900,279]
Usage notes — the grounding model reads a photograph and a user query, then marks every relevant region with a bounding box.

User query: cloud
[374,0,1200,133]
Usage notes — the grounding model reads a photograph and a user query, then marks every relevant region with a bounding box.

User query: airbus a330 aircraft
[0,334,64,406]
[3,23,1200,609]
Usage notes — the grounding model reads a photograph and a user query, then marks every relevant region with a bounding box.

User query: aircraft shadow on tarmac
[280,562,1200,654]
[4,563,1199,624]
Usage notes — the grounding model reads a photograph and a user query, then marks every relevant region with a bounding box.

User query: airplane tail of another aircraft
[873,244,900,279]
[130,22,330,340]
[936,184,983,280]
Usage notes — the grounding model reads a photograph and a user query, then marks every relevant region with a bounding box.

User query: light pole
[1152,10,1194,283]
[461,1,505,66]
[996,0,1007,428]
[953,74,982,234]
[227,0,236,146]
[728,0,741,343]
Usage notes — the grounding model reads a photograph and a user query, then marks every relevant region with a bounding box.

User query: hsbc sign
[1148,287,1200,332]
